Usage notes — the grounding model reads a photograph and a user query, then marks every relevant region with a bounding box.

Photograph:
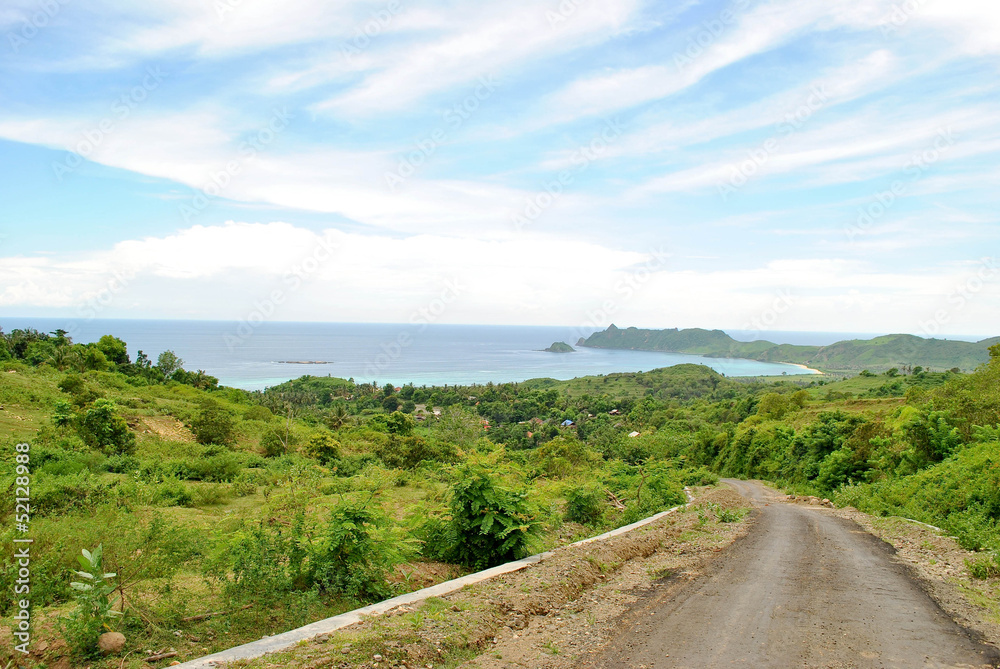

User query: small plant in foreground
[59,544,122,658]
[718,507,748,523]
[966,555,1000,580]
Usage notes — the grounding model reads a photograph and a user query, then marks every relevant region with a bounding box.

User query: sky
[0,0,998,337]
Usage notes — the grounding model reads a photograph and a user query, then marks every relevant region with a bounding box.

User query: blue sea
[0,318,854,391]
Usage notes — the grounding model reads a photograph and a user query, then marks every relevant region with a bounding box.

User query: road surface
[582,480,999,669]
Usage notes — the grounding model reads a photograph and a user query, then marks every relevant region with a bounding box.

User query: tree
[756,393,789,420]
[77,399,136,455]
[156,350,183,377]
[96,335,129,365]
[83,347,109,371]
[324,403,349,431]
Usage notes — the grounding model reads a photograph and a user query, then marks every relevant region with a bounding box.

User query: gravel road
[582,480,1000,669]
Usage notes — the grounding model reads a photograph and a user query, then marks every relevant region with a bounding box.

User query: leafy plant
[59,545,122,658]
[565,484,604,525]
[448,459,541,569]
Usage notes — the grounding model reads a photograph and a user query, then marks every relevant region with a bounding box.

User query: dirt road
[582,480,1000,669]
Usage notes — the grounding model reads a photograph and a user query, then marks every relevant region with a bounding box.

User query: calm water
[1,318,828,390]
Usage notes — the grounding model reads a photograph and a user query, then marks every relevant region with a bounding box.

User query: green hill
[581,325,996,372]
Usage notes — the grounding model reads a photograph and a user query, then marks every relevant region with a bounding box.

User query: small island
[543,341,575,353]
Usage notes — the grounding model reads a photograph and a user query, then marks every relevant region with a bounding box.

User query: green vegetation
[2,325,998,667]
[581,324,997,373]
[544,341,575,353]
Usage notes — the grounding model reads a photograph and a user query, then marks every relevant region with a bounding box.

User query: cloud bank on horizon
[0,0,998,336]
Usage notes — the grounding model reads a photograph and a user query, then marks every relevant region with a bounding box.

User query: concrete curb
[174,489,695,668]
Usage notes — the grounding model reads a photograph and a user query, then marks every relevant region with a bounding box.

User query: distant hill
[544,341,575,353]
[580,325,998,372]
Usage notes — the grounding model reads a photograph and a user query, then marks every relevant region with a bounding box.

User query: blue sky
[0,0,998,336]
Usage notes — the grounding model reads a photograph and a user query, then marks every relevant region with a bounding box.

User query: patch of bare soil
[134,415,197,442]
[836,508,1000,650]
[237,488,754,669]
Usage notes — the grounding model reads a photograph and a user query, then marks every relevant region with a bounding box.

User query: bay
[1,318,821,390]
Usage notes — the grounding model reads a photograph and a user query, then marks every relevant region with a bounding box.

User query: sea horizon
[1,317,989,391]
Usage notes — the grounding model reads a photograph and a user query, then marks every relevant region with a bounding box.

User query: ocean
[0,318,844,391]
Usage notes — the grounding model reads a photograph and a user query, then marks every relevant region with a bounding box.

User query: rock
[98,632,126,655]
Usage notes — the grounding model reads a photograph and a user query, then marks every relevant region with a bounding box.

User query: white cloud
[2,222,997,335]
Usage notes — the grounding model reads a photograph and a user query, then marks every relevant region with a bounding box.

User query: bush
[448,461,541,569]
[152,478,194,507]
[190,452,242,482]
[565,485,604,525]
[59,545,122,659]
[231,471,260,497]
[244,405,274,421]
[302,503,400,601]
[412,516,453,562]
[261,427,288,457]
[193,483,231,506]
[305,433,341,464]
[966,555,1000,580]
[104,454,139,474]
[77,399,136,455]
[191,406,236,446]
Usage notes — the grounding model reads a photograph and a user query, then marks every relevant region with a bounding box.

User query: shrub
[190,452,242,482]
[302,503,400,601]
[152,478,194,507]
[565,485,605,525]
[966,555,1000,580]
[448,461,541,569]
[305,432,341,464]
[244,405,274,421]
[193,483,231,506]
[412,516,453,562]
[231,471,260,497]
[718,507,748,523]
[59,545,122,659]
[77,399,136,455]
[190,405,236,446]
[260,427,287,457]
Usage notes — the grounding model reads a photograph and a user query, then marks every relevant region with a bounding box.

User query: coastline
[786,362,824,375]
